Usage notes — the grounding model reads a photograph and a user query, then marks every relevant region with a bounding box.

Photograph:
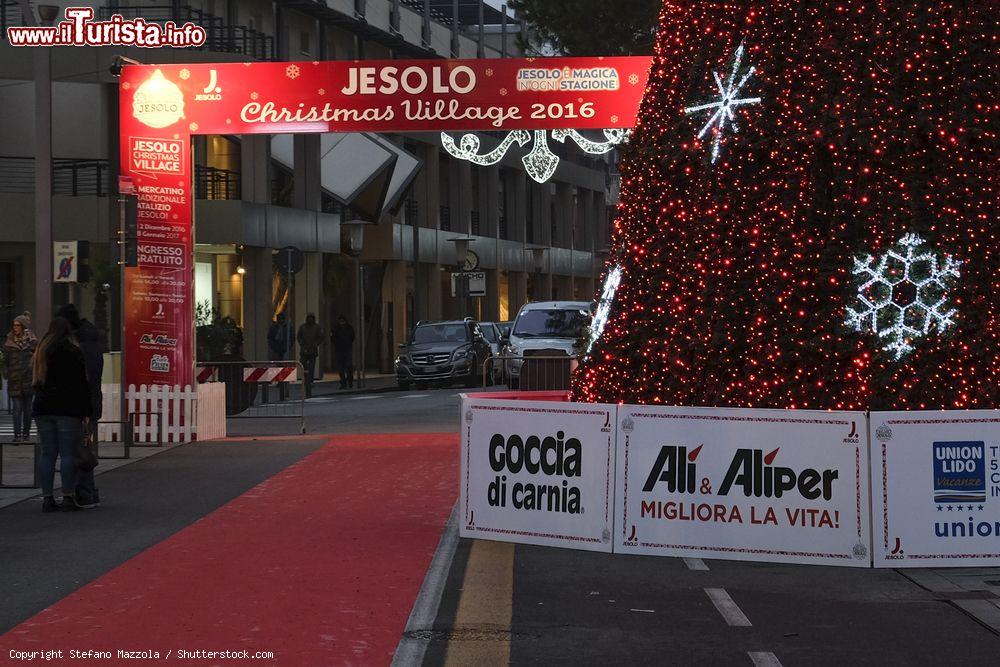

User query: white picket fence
[98,383,226,443]
[196,382,227,441]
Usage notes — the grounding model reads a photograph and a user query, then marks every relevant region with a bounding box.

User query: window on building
[300,30,311,56]
[550,200,558,247]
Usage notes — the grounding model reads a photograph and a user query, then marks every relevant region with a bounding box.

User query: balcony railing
[0,1,24,36]
[0,157,111,196]
[439,205,451,231]
[470,210,480,236]
[96,5,275,60]
[194,166,241,200]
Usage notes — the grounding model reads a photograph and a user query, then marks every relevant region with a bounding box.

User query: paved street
[2,387,999,666]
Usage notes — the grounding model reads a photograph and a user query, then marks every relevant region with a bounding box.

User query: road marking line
[398,394,432,399]
[443,540,515,666]
[705,588,752,627]
[349,395,380,400]
[391,504,459,667]
[748,651,783,666]
[629,608,655,613]
[684,558,709,571]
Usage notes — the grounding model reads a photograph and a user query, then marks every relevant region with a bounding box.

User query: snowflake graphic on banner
[683,41,762,163]
[441,129,629,184]
[845,233,962,360]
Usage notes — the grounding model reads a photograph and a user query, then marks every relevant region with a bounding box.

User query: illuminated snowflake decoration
[845,233,962,360]
[587,264,623,354]
[441,129,630,184]
[683,42,762,163]
[179,68,190,80]
[286,64,300,79]
[628,73,640,86]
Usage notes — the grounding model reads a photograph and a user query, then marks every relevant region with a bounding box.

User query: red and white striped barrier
[243,366,298,383]
[196,366,217,383]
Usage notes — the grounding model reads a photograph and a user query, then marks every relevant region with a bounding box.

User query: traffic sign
[274,246,305,274]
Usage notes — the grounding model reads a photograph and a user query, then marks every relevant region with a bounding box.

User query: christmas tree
[575,1,997,410]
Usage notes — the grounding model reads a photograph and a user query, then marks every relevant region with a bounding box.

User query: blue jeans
[11,394,32,438]
[36,415,82,497]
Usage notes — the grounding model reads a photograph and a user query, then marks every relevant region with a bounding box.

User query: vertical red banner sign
[119,71,194,388]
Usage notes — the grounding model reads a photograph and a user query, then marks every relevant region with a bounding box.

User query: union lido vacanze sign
[459,393,1000,568]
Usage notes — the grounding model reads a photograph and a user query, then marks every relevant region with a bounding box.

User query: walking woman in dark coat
[33,317,92,512]
[3,312,37,441]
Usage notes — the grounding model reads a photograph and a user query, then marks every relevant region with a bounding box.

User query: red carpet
[0,433,458,666]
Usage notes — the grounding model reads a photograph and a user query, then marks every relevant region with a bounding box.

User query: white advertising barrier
[871,411,1000,568]
[615,405,872,567]
[460,395,616,552]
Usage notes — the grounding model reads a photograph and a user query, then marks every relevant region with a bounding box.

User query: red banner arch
[118,57,651,387]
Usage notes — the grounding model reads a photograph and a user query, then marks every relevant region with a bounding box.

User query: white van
[501,301,591,388]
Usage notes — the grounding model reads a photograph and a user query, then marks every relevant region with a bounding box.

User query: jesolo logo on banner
[117,57,650,389]
[871,411,1000,568]
[460,396,616,552]
[616,406,871,567]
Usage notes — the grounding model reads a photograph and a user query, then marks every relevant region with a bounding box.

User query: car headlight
[452,345,473,361]
[395,355,409,365]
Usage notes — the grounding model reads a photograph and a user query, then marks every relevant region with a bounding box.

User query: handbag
[74,432,99,471]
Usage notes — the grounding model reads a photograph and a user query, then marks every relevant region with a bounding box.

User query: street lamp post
[447,237,474,319]
[34,4,59,331]
[343,221,370,388]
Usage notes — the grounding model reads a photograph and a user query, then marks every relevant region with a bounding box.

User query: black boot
[60,495,81,512]
[42,496,59,513]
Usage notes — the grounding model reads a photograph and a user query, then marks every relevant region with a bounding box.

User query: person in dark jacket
[57,304,105,508]
[33,317,92,512]
[267,313,293,361]
[296,313,324,398]
[331,316,355,390]
[4,312,37,441]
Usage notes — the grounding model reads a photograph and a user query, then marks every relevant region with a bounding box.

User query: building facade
[0,0,614,375]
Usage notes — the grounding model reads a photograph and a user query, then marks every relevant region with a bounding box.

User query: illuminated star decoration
[587,265,623,355]
[441,129,630,184]
[683,42,762,163]
[845,233,962,360]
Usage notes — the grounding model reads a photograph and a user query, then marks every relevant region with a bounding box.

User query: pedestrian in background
[267,312,292,361]
[57,303,105,508]
[33,317,92,513]
[296,313,324,398]
[3,312,37,442]
[331,316,355,390]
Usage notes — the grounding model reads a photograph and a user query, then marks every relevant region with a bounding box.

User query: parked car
[502,301,592,389]
[395,319,493,390]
